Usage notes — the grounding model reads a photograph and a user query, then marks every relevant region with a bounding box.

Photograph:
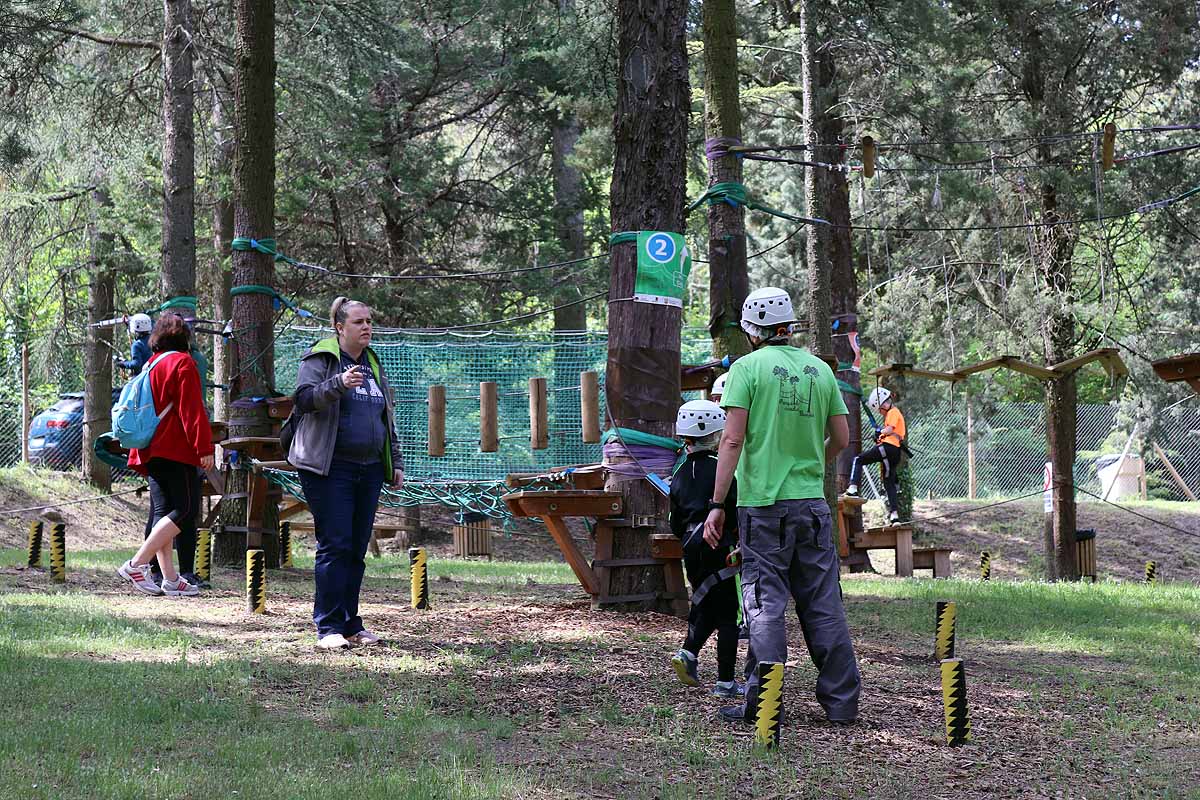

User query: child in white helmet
[669,399,744,699]
[117,313,153,374]
[846,386,907,523]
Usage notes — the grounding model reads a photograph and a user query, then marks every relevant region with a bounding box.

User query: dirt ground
[4,465,1197,584]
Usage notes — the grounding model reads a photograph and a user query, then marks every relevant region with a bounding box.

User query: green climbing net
[268,327,714,519]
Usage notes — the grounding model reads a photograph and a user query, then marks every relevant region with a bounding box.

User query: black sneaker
[181,572,210,590]
[718,703,754,724]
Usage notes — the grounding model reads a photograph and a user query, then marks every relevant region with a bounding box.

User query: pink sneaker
[117,560,164,596]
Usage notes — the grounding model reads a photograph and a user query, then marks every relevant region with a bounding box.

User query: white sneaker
[889,511,901,524]
[162,576,201,596]
[845,485,859,497]
[117,560,164,596]
[316,633,350,651]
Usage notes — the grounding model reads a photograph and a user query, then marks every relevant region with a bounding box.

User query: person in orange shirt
[845,387,906,523]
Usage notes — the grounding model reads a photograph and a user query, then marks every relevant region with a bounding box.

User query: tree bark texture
[603,0,689,614]
[702,0,749,361]
[551,114,588,332]
[160,0,196,305]
[798,0,836,505]
[209,75,234,423]
[83,183,116,489]
[217,0,278,567]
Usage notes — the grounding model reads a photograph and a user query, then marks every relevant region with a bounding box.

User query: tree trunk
[550,110,587,463]
[603,0,689,614]
[83,182,116,489]
[702,0,749,361]
[160,0,196,308]
[798,0,835,504]
[216,0,278,567]
[209,73,234,423]
[1040,177,1079,581]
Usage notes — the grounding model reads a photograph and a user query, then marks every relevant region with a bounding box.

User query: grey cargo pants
[738,499,861,721]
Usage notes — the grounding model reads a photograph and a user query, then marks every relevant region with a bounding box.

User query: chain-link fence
[3,331,1198,504]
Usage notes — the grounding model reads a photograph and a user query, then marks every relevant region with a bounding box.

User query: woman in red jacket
[117,313,215,596]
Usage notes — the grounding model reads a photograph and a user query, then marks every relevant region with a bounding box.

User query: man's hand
[392,469,404,486]
[199,454,214,470]
[703,508,725,548]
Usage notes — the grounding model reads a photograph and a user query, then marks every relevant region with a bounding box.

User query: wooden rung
[529,377,549,450]
[649,534,683,560]
[428,385,446,457]
[480,381,498,452]
[503,489,623,519]
[581,371,601,444]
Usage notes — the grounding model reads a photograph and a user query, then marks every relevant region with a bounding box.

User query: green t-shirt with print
[720,345,848,506]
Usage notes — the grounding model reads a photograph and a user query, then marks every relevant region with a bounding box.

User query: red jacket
[128,351,214,474]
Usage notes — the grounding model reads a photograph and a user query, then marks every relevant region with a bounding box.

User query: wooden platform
[912,546,953,578]
[502,483,687,617]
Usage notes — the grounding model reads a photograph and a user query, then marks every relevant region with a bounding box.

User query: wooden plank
[288,521,411,534]
[593,557,666,568]
[220,436,283,449]
[428,385,445,457]
[502,490,623,519]
[869,363,962,382]
[480,382,499,452]
[1152,352,1200,386]
[529,377,549,450]
[1049,348,1125,378]
[1005,358,1058,381]
[913,547,954,578]
[541,515,598,595]
[681,366,716,392]
[852,526,902,549]
[591,521,614,607]
[894,526,913,577]
[933,549,952,578]
[277,499,307,521]
[835,502,851,559]
[649,534,683,560]
[1152,442,1198,501]
[505,464,605,490]
[266,396,293,419]
[581,371,601,443]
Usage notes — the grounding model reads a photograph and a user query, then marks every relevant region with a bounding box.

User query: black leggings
[145,458,202,574]
[850,442,903,513]
[682,564,740,683]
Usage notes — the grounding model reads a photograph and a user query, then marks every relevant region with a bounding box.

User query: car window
[50,399,84,413]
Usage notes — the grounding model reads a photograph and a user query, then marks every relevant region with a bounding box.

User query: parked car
[28,390,120,469]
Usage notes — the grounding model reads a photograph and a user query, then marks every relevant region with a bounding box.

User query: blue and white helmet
[676,400,726,438]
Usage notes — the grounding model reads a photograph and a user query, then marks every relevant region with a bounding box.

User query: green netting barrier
[271,328,716,519]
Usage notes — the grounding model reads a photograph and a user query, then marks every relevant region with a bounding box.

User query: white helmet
[867,386,893,413]
[676,400,726,438]
[710,372,728,400]
[741,287,797,336]
[129,313,153,335]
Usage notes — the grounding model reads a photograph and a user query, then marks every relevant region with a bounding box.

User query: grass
[3,548,1199,798]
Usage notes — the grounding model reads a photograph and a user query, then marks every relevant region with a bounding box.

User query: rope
[158,296,198,313]
[0,485,146,515]
[1073,485,1200,541]
[906,489,1048,523]
[686,181,828,226]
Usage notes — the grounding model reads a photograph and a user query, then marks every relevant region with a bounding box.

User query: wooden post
[1152,442,1197,501]
[966,396,978,500]
[21,343,30,465]
[427,385,445,457]
[580,370,601,443]
[480,381,498,452]
[529,377,549,450]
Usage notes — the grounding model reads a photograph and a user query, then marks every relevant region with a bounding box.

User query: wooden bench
[850,524,915,577]
[912,546,954,578]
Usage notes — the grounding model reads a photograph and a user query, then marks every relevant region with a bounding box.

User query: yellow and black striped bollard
[979,551,991,581]
[279,522,293,568]
[26,520,43,568]
[409,547,429,610]
[246,549,266,613]
[194,528,212,584]
[49,522,67,583]
[754,661,784,749]
[1145,560,1157,584]
[940,658,972,746]
[935,600,956,661]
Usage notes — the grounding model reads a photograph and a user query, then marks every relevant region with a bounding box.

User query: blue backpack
[111,351,178,449]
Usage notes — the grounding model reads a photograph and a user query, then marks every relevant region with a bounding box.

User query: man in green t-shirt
[703,287,861,726]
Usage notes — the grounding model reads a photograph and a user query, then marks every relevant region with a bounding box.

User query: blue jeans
[298,460,384,637]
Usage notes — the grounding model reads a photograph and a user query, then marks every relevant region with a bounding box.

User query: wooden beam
[503,489,624,519]
[869,363,962,382]
[529,377,549,450]
[1152,352,1200,393]
[1152,442,1198,501]
[541,515,598,595]
[480,381,498,452]
[428,385,445,457]
[580,370,601,443]
[1050,348,1126,378]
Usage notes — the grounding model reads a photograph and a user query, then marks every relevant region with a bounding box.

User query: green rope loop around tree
[687,180,829,228]
[158,295,198,313]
